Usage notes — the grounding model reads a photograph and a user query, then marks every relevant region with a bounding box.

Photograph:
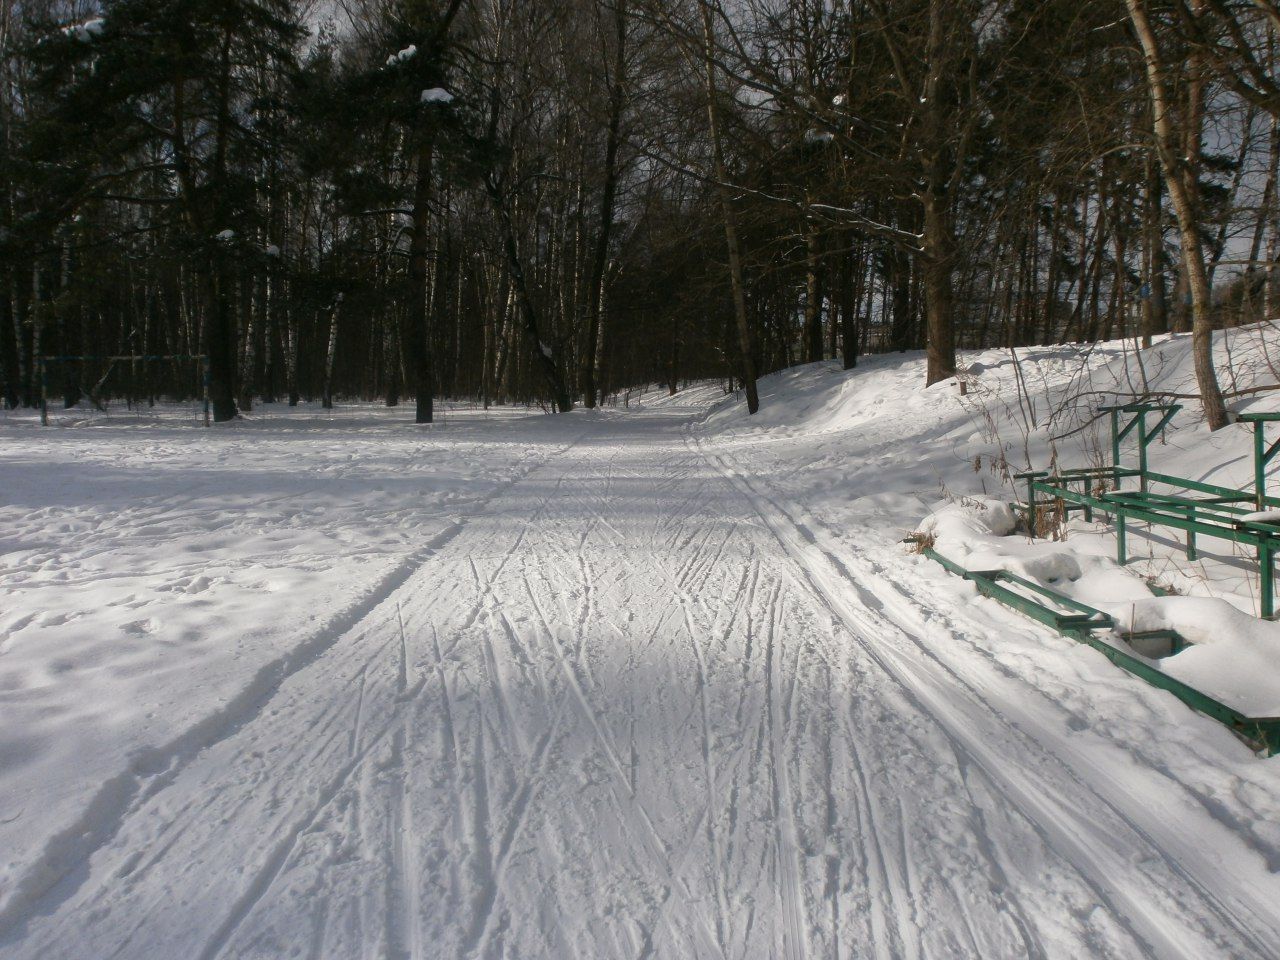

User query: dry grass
[906,530,938,554]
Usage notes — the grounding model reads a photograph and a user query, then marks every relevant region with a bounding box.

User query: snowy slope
[2,333,1280,958]
[696,326,1280,712]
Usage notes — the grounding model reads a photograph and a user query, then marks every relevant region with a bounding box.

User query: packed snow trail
[3,409,1280,959]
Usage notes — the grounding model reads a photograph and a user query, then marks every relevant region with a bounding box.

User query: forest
[13,4,1280,955]
[2,0,1279,425]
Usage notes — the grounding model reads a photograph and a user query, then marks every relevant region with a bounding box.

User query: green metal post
[1137,412,1148,494]
[1262,542,1275,619]
[1117,512,1127,564]
[1111,408,1121,485]
[1187,530,1197,561]
[1026,474,1038,534]
[1256,420,1267,511]
[922,547,1280,754]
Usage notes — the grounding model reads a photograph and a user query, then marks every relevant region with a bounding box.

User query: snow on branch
[63,18,105,42]
[386,44,417,68]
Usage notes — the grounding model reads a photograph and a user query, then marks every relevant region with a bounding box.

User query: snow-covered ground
[694,326,1280,715]
[3,329,1280,958]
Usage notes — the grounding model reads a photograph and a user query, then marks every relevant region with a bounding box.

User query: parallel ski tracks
[0,429,592,960]
[692,429,1280,960]
[532,439,814,959]
[10,413,1279,960]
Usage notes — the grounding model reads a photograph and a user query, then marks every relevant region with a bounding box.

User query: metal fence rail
[921,546,1280,755]
[1017,404,1280,618]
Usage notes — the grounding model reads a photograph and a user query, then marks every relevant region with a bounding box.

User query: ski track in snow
[3,406,1280,958]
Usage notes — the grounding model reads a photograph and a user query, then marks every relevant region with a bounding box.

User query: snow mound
[1122,597,1280,716]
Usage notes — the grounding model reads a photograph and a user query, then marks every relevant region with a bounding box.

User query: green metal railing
[922,546,1280,755]
[1018,404,1280,618]
[1241,412,1280,510]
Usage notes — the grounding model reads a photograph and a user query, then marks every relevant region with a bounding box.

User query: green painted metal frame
[1239,412,1280,510]
[1029,477,1280,617]
[1021,405,1280,618]
[922,547,1280,755]
[1100,403,1182,494]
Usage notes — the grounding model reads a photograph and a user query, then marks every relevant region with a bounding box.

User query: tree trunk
[580,0,627,409]
[322,295,341,410]
[202,263,239,421]
[668,315,680,393]
[1127,0,1228,430]
[803,214,823,363]
[1,279,18,409]
[1243,114,1278,326]
[700,0,759,414]
[1143,152,1169,345]
[840,238,860,369]
[921,184,956,385]
[406,140,436,423]
[239,271,256,412]
[486,176,573,412]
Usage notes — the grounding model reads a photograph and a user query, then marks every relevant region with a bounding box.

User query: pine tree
[21,0,305,421]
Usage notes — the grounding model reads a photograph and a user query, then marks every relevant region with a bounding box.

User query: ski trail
[349,665,369,758]
[763,577,809,960]
[693,430,1280,959]
[0,430,588,944]
[385,722,421,960]
[11,411,1280,960]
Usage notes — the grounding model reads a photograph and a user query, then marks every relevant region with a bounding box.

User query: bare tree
[1127,0,1229,429]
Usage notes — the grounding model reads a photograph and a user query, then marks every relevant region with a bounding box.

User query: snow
[386,44,417,67]
[1125,597,1280,715]
[893,326,1280,714]
[919,495,1280,713]
[214,228,235,242]
[4,327,1280,956]
[63,18,104,42]
[1241,508,1280,524]
[420,87,454,105]
[263,243,280,258]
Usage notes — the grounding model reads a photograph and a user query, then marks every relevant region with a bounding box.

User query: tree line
[2,0,1278,425]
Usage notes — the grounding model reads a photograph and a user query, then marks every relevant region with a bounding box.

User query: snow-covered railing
[919,543,1280,756]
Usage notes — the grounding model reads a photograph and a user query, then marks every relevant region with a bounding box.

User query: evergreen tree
[20,0,305,421]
